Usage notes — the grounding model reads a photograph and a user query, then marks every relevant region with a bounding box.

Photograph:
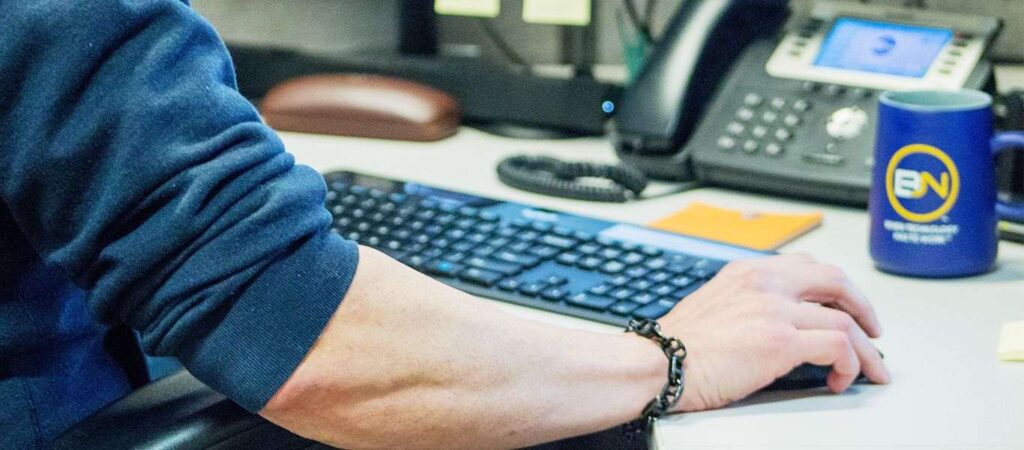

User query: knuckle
[835,313,856,333]
[827,332,851,353]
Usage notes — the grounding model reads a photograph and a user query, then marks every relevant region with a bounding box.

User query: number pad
[719,90,812,157]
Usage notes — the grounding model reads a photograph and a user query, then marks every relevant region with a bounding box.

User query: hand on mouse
[654,253,890,412]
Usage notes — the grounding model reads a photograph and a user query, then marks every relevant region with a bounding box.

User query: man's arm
[262,250,889,449]
[0,0,357,411]
[0,2,888,448]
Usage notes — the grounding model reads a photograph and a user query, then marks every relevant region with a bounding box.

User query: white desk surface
[279,128,1024,450]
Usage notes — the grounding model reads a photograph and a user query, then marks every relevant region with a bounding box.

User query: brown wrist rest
[260,74,461,142]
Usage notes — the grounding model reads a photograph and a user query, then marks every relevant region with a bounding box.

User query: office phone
[613,0,1002,205]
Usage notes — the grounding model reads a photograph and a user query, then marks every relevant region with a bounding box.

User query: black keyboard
[323,170,766,326]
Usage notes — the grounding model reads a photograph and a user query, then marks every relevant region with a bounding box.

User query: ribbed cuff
[183,232,358,411]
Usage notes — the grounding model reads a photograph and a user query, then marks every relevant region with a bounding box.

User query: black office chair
[53,370,324,449]
[54,369,646,449]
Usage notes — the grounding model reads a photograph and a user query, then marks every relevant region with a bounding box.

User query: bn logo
[885,144,960,223]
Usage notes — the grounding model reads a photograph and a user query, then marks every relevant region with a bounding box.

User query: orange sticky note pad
[650,202,823,251]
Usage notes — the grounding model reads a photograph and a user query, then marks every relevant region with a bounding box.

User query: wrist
[613,333,670,415]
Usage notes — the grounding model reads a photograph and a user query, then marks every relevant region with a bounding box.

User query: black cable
[496,155,649,203]
[477,19,530,69]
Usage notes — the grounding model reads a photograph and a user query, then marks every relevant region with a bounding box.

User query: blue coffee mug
[869,89,1024,278]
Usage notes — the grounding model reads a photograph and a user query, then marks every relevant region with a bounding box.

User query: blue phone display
[814,18,953,78]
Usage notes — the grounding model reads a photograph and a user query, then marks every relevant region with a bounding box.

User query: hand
[657,254,890,412]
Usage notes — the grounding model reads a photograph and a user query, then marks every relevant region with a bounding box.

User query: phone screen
[814,18,953,78]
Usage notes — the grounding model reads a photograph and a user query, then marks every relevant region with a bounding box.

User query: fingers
[792,269,882,338]
[795,330,860,393]
[746,255,883,338]
[790,303,890,386]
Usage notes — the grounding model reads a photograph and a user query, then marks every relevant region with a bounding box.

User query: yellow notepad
[650,202,823,251]
[998,321,1024,362]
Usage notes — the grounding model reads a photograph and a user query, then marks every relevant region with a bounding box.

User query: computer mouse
[260,74,461,141]
[766,349,884,391]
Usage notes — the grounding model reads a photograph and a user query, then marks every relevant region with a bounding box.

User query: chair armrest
[53,370,324,449]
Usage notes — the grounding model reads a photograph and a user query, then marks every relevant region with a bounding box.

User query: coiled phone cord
[496,155,649,203]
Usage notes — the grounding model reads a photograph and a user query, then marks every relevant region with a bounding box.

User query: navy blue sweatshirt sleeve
[0,0,358,411]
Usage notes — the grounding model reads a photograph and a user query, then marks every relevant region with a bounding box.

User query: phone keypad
[717,91,813,157]
[716,85,877,165]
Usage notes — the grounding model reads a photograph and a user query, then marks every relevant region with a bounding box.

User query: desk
[280,128,1024,449]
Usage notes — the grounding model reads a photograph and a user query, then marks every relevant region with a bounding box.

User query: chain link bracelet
[623,318,687,438]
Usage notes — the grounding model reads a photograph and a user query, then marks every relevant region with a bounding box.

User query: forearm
[262,246,664,449]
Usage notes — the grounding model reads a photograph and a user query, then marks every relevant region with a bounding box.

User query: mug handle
[992,131,1024,223]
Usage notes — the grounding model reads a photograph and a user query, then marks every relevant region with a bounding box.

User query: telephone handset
[613,0,790,181]
[613,0,1002,205]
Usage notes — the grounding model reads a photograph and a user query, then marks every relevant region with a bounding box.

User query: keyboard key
[422,248,445,259]
[539,234,575,249]
[497,278,521,291]
[609,275,631,286]
[610,301,641,315]
[464,257,522,276]
[633,300,676,319]
[674,282,704,300]
[625,267,649,279]
[507,241,531,253]
[567,293,616,311]
[541,287,568,301]
[573,231,594,241]
[494,251,541,267]
[577,243,601,255]
[610,288,634,301]
[578,256,604,270]
[555,252,582,266]
[531,221,553,232]
[670,276,696,288]
[543,275,568,286]
[600,248,622,259]
[633,292,657,305]
[688,267,718,279]
[459,268,504,287]
[553,226,573,237]
[640,246,662,257]
[588,284,613,295]
[424,260,463,277]
[652,284,676,297]
[451,241,475,253]
[401,254,429,269]
[667,262,694,274]
[620,252,646,265]
[479,211,500,222]
[497,226,518,238]
[529,246,560,259]
[472,246,497,257]
[519,282,548,296]
[629,279,653,291]
[601,261,626,274]
[647,271,672,283]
